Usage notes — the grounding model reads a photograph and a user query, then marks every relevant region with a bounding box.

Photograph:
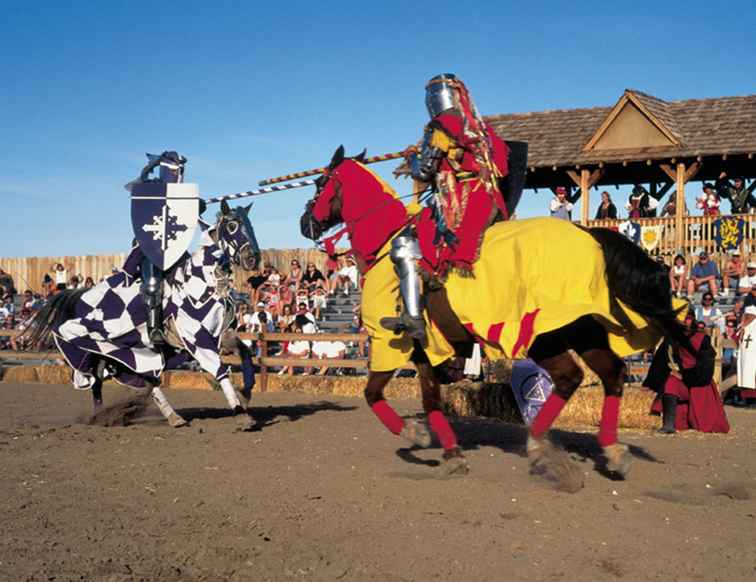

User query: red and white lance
[205,149,409,204]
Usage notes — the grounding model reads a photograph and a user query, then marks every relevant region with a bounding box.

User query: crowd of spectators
[549,173,756,221]
[234,255,366,376]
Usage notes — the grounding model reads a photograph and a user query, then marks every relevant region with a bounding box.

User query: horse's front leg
[365,368,428,445]
[414,353,469,475]
[151,387,188,428]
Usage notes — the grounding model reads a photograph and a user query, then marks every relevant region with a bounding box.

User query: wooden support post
[259,332,268,392]
[580,168,590,225]
[675,162,686,252]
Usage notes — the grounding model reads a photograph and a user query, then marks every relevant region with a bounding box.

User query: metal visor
[425,81,456,118]
[130,182,200,270]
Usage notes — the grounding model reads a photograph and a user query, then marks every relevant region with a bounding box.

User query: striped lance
[258,150,408,186]
[205,178,317,205]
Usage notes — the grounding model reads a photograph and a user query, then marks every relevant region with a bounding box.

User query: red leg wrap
[529,394,567,439]
[597,395,621,447]
[370,400,405,435]
[428,410,458,450]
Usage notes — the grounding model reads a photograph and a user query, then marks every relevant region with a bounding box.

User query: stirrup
[148,327,167,348]
[380,313,427,343]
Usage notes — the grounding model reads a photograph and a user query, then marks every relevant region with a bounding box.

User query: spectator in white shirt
[737,262,756,294]
[337,257,359,295]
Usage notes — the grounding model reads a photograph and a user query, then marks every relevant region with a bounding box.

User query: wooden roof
[486,89,756,169]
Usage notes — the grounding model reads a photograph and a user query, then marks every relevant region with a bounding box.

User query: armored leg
[383,227,426,342]
[141,258,165,347]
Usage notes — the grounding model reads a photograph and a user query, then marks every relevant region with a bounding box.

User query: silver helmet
[425,73,458,118]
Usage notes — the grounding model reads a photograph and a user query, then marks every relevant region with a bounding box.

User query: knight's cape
[362,217,686,372]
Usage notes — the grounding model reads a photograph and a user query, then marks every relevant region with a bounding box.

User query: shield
[131,182,200,270]
[640,225,662,252]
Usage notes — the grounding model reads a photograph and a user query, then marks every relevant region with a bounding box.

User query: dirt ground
[1,383,755,582]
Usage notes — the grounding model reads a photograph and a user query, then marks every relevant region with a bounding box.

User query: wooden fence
[0,249,340,295]
[587,214,756,261]
[0,329,734,393]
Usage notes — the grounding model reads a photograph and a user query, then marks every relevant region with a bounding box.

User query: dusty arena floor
[1,383,755,581]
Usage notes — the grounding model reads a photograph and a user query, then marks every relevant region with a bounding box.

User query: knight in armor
[125,151,188,346]
[389,73,514,342]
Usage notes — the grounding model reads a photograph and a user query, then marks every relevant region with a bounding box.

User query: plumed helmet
[425,73,458,118]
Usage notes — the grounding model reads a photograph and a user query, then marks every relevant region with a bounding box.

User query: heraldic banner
[714,217,745,251]
[640,225,662,252]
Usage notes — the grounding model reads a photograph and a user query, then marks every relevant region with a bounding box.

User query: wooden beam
[565,170,581,188]
[675,162,686,251]
[660,163,677,182]
[580,168,590,225]
[684,161,701,183]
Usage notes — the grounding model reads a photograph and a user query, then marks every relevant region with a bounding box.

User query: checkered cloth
[55,230,233,389]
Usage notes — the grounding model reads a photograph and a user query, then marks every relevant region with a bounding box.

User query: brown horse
[300,147,686,481]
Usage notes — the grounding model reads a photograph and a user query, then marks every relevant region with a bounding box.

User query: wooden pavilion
[486,89,756,255]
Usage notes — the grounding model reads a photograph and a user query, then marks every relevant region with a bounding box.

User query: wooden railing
[587,214,756,260]
[0,329,736,393]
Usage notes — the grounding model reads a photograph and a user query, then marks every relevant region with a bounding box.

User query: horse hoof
[92,399,104,415]
[528,437,584,493]
[604,443,632,478]
[400,420,432,448]
[168,412,188,428]
[442,447,470,476]
[234,410,255,432]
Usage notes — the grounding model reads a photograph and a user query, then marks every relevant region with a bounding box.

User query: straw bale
[35,366,70,385]
[2,366,39,383]
[162,371,215,390]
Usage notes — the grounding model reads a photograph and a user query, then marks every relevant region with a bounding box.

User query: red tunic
[416,112,510,278]
[650,331,730,433]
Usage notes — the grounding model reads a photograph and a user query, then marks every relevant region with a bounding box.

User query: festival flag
[640,225,662,252]
[714,217,745,251]
[618,220,641,244]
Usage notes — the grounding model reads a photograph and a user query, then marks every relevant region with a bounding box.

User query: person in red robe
[643,310,730,434]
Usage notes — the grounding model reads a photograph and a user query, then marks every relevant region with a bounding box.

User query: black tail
[588,227,689,348]
[25,289,86,348]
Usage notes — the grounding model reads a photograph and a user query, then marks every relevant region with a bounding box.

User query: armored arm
[409,126,444,183]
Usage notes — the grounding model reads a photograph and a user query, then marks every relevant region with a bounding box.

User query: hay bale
[35,365,70,385]
[162,371,215,390]
[441,380,522,423]
[555,385,659,430]
[2,365,39,383]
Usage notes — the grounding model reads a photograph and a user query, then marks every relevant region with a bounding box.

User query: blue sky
[2,1,755,257]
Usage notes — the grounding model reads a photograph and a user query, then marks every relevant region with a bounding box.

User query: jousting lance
[258,149,409,186]
[205,178,317,204]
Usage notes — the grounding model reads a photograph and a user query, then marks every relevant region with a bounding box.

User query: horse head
[216,200,261,271]
[300,145,348,242]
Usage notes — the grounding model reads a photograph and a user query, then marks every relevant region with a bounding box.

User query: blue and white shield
[131,182,200,270]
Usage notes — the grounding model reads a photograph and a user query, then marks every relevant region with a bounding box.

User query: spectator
[324,252,340,294]
[716,172,756,214]
[737,261,756,294]
[68,275,81,289]
[695,183,720,216]
[278,283,294,311]
[594,190,617,219]
[310,286,328,320]
[302,263,326,293]
[277,303,295,331]
[51,263,67,291]
[42,273,54,297]
[84,276,95,289]
[312,339,347,375]
[0,268,16,299]
[669,254,688,297]
[249,302,274,333]
[694,292,725,333]
[278,323,312,376]
[295,303,317,331]
[687,251,720,296]
[644,310,729,434]
[660,193,688,218]
[549,186,579,220]
[723,250,744,296]
[266,266,282,287]
[337,257,359,296]
[246,267,269,302]
[626,185,660,218]
[286,259,303,291]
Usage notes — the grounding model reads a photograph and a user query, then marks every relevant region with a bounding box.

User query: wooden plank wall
[0,249,339,295]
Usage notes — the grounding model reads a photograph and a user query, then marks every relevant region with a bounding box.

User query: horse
[29,200,261,430]
[300,146,687,479]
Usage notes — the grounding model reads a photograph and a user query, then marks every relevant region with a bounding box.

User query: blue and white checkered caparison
[53,229,233,389]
